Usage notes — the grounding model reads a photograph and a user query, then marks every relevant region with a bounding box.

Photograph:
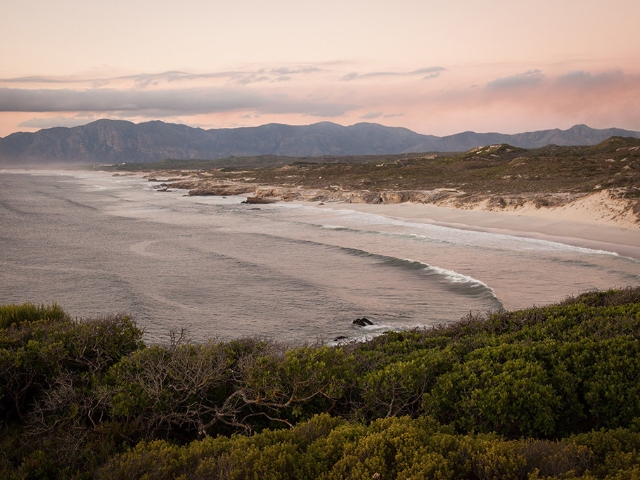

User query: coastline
[140,169,640,260]
[314,201,640,260]
[2,168,638,325]
[9,168,637,260]
[137,172,639,247]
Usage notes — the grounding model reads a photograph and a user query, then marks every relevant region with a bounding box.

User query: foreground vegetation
[2,288,640,478]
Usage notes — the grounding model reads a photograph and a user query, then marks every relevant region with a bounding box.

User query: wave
[294,207,625,258]
[238,228,504,309]
[421,263,492,289]
[318,217,634,268]
[320,224,351,231]
[337,246,502,306]
[244,228,500,299]
[313,222,449,245]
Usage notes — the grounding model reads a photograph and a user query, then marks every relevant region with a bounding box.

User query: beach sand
[318,201,640,260]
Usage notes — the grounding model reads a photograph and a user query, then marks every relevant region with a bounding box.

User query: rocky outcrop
[148,175,254,196]
[352,317,374,327]
[241,197,278,204]
[152,175,639,225]
[188,184,255,196]
[248,186,468,205]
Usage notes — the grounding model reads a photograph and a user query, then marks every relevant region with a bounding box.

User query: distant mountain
[414,124,640,152]
[1,120,639,165]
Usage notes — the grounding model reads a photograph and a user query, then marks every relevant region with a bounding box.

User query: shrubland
[2,288,640,478]
[105,136,640,200]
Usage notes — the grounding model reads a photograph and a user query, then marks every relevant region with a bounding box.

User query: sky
[1,0,639,138]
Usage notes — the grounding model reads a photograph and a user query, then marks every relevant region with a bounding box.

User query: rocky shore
[149,174,640,229]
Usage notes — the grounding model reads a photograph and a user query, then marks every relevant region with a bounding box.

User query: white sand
[469,190,639,230]
[318,198,640,260]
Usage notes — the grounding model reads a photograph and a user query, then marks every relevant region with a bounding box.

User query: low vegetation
[2,288,640,478]
[104,136,640,201]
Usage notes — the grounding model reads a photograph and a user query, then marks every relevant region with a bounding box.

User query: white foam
[400,257,492,290]
[321,224,348,230]
[424,264,492,289]
[299,207,624,258]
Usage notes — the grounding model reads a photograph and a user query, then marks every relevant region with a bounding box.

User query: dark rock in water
[352,317,373,327]
[242,196,277,204]
[333,335,348,342]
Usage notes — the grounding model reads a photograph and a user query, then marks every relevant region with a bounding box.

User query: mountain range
[1,119,639,165]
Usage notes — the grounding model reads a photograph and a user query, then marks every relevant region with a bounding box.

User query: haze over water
[1,171,638,343]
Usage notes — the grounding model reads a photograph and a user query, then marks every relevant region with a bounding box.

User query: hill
[112,137,640,226]
[1,119,639,165]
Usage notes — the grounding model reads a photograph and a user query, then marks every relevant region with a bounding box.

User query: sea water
[1,170,638,344]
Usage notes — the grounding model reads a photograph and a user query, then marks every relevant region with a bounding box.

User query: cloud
[0,87,254,113]
[341,72,359,81]
[0,75,82,84]
[0,87,356,118]
[236,73,271,85]
[358,112,404,120]
[486,69,544,90]
[269,67,320,75]
[411,67,444,75]
[3,65,638,137]
[0,71,191,86]
[18,116,99,129]
[418,67,640,134]
[360,112,383,119]
[0,66,326,89]
[341,66,445,81]
[555,69,624,89]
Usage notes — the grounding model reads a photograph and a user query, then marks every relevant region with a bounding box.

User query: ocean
[1,170,638,344]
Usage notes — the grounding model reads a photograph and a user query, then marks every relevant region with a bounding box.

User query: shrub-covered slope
[1,288,640,478]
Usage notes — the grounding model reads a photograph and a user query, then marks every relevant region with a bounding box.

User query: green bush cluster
[0,302,67,329]
[2,288,640,478]
[98,414,597,480]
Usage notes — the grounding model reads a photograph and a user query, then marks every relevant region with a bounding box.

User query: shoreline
[142,174,640,258]
[314,201,640,261]
[5,168,640,260]
[3,169,637,318]
[103,169,640,261]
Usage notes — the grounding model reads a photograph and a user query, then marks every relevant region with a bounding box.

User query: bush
[4,287,640,477]
[0,302,67,329]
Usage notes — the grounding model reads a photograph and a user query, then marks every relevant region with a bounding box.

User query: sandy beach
[140,169,640,261]
[318,201,640,260]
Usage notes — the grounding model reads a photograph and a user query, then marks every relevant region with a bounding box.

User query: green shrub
[5,287,640,477]
[0,303,67,329]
